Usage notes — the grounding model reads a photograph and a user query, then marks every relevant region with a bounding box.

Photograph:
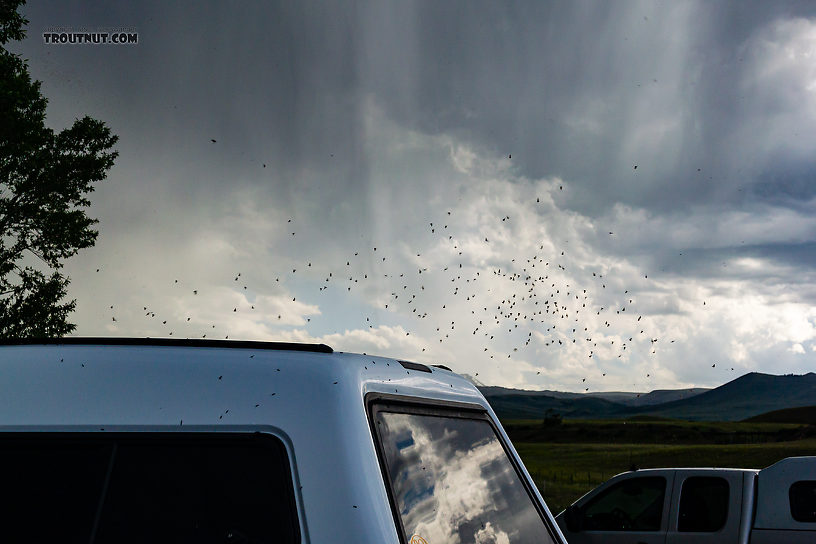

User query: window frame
[365,392,560,544]
[0,430,302,544]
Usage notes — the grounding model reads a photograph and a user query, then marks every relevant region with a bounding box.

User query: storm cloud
[11,0,816,391]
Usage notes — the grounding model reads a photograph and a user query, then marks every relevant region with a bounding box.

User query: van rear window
[0,433,299,543]
[790,480,816,523]
[371,404,556,544]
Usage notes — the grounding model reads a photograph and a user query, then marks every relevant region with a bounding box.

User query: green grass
[503,418,811,445]
[503,418,803,431]
[513,436,816,514]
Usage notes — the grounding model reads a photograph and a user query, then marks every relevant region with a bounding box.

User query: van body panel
[0,341,564,543]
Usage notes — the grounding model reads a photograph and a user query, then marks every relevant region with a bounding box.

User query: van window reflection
[376,411,555,544]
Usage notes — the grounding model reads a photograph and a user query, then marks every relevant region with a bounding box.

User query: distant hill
[482,372,816,422]
[625,388,711,406]
[478,385,585,399]
[477,385,709,406]
[744,405,816,424]
[485,393,630,420]
[635,372,816,421]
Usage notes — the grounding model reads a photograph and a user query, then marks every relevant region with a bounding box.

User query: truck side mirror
[565,504,582,533]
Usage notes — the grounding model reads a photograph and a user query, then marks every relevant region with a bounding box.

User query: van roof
[0,337,487,427]
[0,336,335,353]
[0,338,502,542]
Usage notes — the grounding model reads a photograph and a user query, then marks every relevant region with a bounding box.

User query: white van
[0,338,567,544]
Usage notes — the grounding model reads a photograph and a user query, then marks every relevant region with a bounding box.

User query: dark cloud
[9,1,816,389]
[19,0,816,216]
[19,2,371,206]
[358,1,816,214]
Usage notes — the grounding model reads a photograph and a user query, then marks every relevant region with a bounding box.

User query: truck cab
[556,467,755,544]
[556,457,816,544]
[0,338,567,544]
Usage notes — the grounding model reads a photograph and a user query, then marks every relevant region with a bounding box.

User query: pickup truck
[555,456,816,543]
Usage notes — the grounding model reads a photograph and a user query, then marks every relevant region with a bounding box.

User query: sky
[10,0,816,392]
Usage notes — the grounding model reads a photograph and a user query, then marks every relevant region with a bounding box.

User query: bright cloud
[64,101,816,391]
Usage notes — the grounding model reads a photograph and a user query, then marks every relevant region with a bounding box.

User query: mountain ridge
[480,372,816,421]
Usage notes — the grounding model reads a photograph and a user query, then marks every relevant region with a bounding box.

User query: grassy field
[508,419,816,514]
[503,417,812,444]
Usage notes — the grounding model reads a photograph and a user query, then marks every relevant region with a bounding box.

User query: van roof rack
[0,337,334,353]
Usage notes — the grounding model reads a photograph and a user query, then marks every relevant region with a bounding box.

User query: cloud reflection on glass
[376,411,555,544]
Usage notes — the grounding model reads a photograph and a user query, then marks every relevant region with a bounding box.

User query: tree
[0,1,118,337]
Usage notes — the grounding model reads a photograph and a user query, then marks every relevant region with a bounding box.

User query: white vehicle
[0,338,567,544]
[555,457,816,544]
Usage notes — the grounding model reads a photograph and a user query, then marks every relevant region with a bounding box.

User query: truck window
[0,433,299,544]
[678,476,729,532]
[371,406,557,544]
[581,476,665,531]
[790,481,816,523]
